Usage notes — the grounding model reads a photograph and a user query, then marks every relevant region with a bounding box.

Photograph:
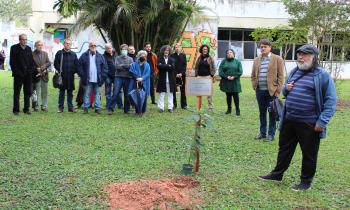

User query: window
[218,28,304,61]
[218,30,230,41]
[218,41,230,58]
[231,30,242,41]
[218,28,257,60]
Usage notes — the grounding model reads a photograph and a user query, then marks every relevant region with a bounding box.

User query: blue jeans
[58,89,73,110]
[109,77,132,112]
[84,82,101,110]
[256,89,276,136]
[105,77,114,108]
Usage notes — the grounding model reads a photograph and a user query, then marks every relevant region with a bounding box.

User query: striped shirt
[258,54,271,90]
[285,70,318,124]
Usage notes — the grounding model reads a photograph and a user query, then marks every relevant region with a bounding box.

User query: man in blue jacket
[258,44,337,191]
[78,41,108,114]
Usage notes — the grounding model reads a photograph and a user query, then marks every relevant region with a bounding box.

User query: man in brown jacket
[32,40,51,112]
[251,39,284,141]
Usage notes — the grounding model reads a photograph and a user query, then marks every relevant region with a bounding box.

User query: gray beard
[297,61,313,71]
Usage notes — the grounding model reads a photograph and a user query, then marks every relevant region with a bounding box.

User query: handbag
[53,52,64,89]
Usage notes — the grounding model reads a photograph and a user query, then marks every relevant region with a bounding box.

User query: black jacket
[10,44,35,77]
[170,52,187,76]
[103,52,118,78]
[54,49,79,90]
[156,56,176,93]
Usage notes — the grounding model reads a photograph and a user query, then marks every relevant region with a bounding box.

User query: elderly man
[107,44,133,114]
[78,41,108,114]
[54,39,79,113]
[251,39,284,141]
[103,43,121,110]
[32,40,51,112]
[10,34,35,115]
[258,44,337,191]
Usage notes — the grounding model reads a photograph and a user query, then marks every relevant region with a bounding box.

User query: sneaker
[33,108,39,112]
[258,173,282,182]
[13,112,19,115]
[106,109,113,115]
[95,109,101,114]
[264,135,275,142]
[83,108,89,114]
[168,109,173,113]
[68,108,76,113]
[41,108,48,112]
[292,182,311,191]
[159,109,164,113]
[181,106,187,110]
[57,109,63,113]
[255,133,266,140]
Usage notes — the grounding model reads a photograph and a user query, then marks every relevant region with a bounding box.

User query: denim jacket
[280,66,337,139]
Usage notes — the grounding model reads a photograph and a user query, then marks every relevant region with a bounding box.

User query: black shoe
[23,111,31,115]
[152,102,157,105]
[264,135,275,142]
[236,109,240,116]
[95,109,101,114]
[83,108,89,114]
[181,106,187,110]
[225,109,232,114]
[68,108,76,113]
[292,182,311,191]
[258,173,282,182]
[33,108,39,112]
[255,133,266,140]
[168,109,173,113]
[159,109,164,113]
[13,112,19,115]
[107,109,113,115]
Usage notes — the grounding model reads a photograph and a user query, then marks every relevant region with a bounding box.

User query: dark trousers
[150,74,155,103]
[58,89,74,110]
[13,75,32,113]
[271,120,320,184]
[173,75,187,108]
[110,77,131,113]
[226,92,239,112]
[256,89,276,136]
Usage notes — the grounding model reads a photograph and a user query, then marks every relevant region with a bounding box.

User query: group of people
[9,34,337,191]
[9,34,191,116]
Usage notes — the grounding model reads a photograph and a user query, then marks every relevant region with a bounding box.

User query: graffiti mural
[178,31,217,71]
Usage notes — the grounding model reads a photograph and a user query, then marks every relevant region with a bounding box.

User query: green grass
[0,71,349,209]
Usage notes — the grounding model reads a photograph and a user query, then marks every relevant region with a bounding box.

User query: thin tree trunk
[97,25,108,43]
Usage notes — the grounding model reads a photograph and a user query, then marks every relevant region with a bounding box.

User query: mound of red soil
[106,176,203,210]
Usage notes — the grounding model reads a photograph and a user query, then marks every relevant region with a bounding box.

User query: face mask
[121,50,128,56]
[139,57,146,62]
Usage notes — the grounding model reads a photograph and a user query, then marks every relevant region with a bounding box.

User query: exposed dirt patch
[106,176,203,210]
[0,118,17,123]
[337,99,350,109]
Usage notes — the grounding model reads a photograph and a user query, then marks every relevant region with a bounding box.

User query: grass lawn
[0,70,349,209]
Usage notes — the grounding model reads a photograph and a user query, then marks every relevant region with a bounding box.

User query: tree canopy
[54,0,206,52]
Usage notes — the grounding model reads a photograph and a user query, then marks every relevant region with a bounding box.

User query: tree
[53,0,206,52]
[251,26,307,61]
[0,0,32,26]
[282,0,350,80]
